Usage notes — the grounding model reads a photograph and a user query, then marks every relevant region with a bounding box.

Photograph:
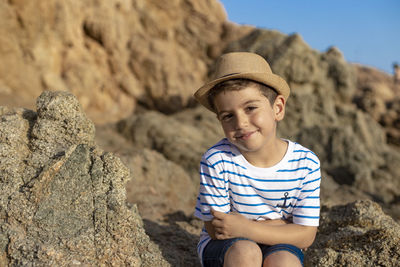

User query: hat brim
[194,72,290,112]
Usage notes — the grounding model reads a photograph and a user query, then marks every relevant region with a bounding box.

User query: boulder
[305,200,400,266]
[354,65,400,146]
[117,106,223,178]
[0,91,167,266]
[125,148,197,221]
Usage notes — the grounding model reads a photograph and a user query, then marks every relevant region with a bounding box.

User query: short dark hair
[207,79,278,111]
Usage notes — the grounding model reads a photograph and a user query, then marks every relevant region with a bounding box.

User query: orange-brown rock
[353,65,400,146]
[0,0,252,124]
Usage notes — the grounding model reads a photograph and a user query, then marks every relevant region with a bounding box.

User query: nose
[235,112,248,130]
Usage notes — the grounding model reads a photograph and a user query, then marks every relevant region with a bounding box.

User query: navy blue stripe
[229,180,302,192]
[231,198,275,208]
[201,202,230,207]
[292,214,320,219]
[229,188,300,202]
[309,167,320,174]
[208,141,230,150]
[232,198,303,210]
[303,177,321,185]
[296,195,320,202]
[200,182,225,190]
[213,160,247,170]
[195,207,211,216]
[235,210,278,216]
[200,161,214,169]
[230,199,318,210]
[288,157,318,164]
[200,192,228,198]
[200,172,225,182]
[293,149,317,157]
[301,186,320,193]
[277,167,312,172]
[220,170,306,182]
[293,205,320,209]
[206,150,236,160]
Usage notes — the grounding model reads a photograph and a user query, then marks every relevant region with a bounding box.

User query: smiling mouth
[235,131,255,140]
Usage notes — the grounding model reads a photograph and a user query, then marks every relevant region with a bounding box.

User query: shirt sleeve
[194,155,230,221]
[292,154,321,226]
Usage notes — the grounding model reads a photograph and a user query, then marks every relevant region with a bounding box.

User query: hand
[211,210,250,240]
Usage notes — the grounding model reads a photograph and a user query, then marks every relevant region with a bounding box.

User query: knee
[224,240,262,267]
[263,250,302,267]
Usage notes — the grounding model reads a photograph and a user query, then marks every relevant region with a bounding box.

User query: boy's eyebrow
[217,99,262,115]
[242,99,262,105]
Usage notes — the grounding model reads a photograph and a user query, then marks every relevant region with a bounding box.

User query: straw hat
[194,52,290,111]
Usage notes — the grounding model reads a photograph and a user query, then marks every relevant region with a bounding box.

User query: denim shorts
[202,238,304,267]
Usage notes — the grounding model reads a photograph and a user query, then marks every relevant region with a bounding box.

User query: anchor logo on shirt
[277,192,290,208]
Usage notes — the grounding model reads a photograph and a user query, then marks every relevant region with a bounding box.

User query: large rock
[305,200,400,266]
[125,148,197,221]
[117,106,223,178]
[353,65,400,146]
[0,0,251,123]
[0,91,167,266]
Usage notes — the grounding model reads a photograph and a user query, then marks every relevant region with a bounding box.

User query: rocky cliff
[0,0,251,123]
[1,0,400,266]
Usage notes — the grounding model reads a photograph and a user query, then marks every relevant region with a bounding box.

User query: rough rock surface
[0,0,251,123]
[305,200,400,266]
[125,148,197,221]
[0,91,167,266]
[117,106,223,178]
[354,65,400,146]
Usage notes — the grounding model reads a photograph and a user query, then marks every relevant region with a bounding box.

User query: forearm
[208,210,317,248]
[243,220,317,249]
[206,218,289,240]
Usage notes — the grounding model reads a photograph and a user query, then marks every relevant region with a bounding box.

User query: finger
[215,232,226,240]
[211,209,218,216]
[211,218,222,227]
[211,210,226,219]
[214,227,224,234]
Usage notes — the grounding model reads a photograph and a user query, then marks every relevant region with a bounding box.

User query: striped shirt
[194,138,321,263]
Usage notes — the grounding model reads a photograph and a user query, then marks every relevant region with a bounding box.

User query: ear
[273,95,286,121]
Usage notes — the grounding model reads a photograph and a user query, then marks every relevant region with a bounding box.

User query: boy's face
[213,85,285,157]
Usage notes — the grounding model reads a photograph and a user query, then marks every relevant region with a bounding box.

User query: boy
[193,52,321,267]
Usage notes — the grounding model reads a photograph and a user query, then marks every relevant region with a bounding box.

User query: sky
[219,0,399,74]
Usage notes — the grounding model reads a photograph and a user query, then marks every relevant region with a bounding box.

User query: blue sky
[219,0,399,74]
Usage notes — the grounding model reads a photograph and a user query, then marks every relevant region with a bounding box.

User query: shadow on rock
[143,211,202,267]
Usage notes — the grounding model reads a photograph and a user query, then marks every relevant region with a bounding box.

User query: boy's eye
[221,114,233,121]
[245,106,257,112]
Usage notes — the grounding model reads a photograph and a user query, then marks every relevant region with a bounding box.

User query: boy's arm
[205,217,289,240]
[208,210,317,249]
